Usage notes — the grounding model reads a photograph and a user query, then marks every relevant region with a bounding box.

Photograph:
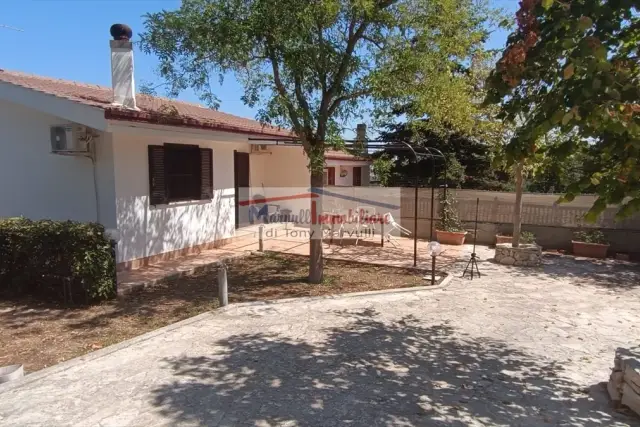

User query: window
[323,170,328,186]
[148,144,213,205]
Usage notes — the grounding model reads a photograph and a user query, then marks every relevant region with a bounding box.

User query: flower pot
[572,241,609,259]
[0,364,23,384]
[436,230,466,245]
[495,235,512,245]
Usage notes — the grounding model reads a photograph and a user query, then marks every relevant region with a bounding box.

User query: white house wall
[0,100,116,227]
[335,165,355,186]
[255,146,311,215]
[112,130,249,263]
[261,146,310,188]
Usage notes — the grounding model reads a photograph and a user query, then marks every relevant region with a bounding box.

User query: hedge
[0,218,116,303]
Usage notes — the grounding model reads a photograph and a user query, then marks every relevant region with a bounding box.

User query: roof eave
[104,108,292,138]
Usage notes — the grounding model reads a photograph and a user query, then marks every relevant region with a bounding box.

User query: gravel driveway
[1,254,639,426]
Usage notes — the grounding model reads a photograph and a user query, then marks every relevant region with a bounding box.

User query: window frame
[148,143,214,206]
[164,143,202,203]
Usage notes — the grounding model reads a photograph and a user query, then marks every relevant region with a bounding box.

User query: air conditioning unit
[250,144,271,155]
[50,124,93,154]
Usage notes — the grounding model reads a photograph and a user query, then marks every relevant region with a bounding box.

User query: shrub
[520,231,536,244]
[573,229,607,245]
[0,218,116,303]
[437,190,464,232]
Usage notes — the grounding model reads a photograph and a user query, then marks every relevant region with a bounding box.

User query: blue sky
[1,0,516,127]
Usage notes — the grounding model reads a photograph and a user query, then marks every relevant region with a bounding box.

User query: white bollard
[259,225,264,252]
[218,263,228,307]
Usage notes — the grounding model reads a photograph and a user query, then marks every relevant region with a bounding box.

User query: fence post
[218,263,228,307]
[258,225,264,252]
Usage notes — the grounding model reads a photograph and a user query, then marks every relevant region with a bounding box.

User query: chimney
[110,24,138,110]
[356,123,367,154]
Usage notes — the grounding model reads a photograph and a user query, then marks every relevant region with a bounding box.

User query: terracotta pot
[572,241,609,259]
[495,235,512,245]
[436,230,466,245]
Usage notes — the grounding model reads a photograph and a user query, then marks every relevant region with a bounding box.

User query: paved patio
[2,255,640,426]
[118,224,477,293]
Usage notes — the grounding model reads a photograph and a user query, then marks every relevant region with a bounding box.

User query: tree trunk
[309,169,324,283]
[512,161,524,248]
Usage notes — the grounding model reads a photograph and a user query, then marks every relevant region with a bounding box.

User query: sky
[1,0,517,129]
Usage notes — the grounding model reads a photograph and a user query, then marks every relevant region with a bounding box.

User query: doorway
[353,166,362,186]
[234,151,250,229]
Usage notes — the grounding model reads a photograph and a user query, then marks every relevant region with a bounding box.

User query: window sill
[150,199,212,209]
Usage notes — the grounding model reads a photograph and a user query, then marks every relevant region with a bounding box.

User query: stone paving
[2,255,640,426]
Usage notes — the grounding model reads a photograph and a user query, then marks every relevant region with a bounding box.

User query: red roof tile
[0,69,292,137]
[325,149,370,162]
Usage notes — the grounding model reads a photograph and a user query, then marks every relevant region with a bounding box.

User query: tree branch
[266,43,303,137]
[318,17,368,139]
[328,20,368,99]
[363,35,384,50]
[294,73,314,139]
[316,20,328,93]
[328,88,373,117]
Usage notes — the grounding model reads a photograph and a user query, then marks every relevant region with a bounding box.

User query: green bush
[573,229,607,245]
[520,231,536,244]
[0,218,116,303]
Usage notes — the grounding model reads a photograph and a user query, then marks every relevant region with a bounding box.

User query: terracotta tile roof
[0,69,292,138]
[325,149,371,162]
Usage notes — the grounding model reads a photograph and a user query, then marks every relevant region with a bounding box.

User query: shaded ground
[0,253,435,372]
[1,254,639,425]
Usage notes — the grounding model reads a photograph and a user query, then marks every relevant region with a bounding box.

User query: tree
[485,0,640,224]
[141,0,498,282]
[377,121,512,190]
[526,140,590,193]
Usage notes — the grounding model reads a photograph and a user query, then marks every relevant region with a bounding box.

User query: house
[0,26,371,271]
[324,150,371,187]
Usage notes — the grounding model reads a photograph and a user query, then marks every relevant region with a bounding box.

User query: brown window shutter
[200,148,213,200]
[148,145,167,205]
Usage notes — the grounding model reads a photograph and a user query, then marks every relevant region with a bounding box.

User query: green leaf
[584,210,601,223]
[542,0,554,10]
[551,110,564,124]
[584,198,608,223]
[563,63,575,79]
[562,111,573,125]
[578,16,593,32]
[557,193,575,203]
[609,88,621,100]
[595,45,607,60]
[615,198,640,220]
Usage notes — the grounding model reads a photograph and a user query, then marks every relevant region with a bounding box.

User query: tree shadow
[485,253,640,292]
[151,309,634,426]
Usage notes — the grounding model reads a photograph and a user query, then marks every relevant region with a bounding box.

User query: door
[234,151,250,229]
[327,167,336,186]
[353,167,362,186]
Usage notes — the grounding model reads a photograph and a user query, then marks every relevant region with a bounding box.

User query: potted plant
[495,231,536,245]
[572,229,609,259]
[495,233,513,245]
[435,191,466,245]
